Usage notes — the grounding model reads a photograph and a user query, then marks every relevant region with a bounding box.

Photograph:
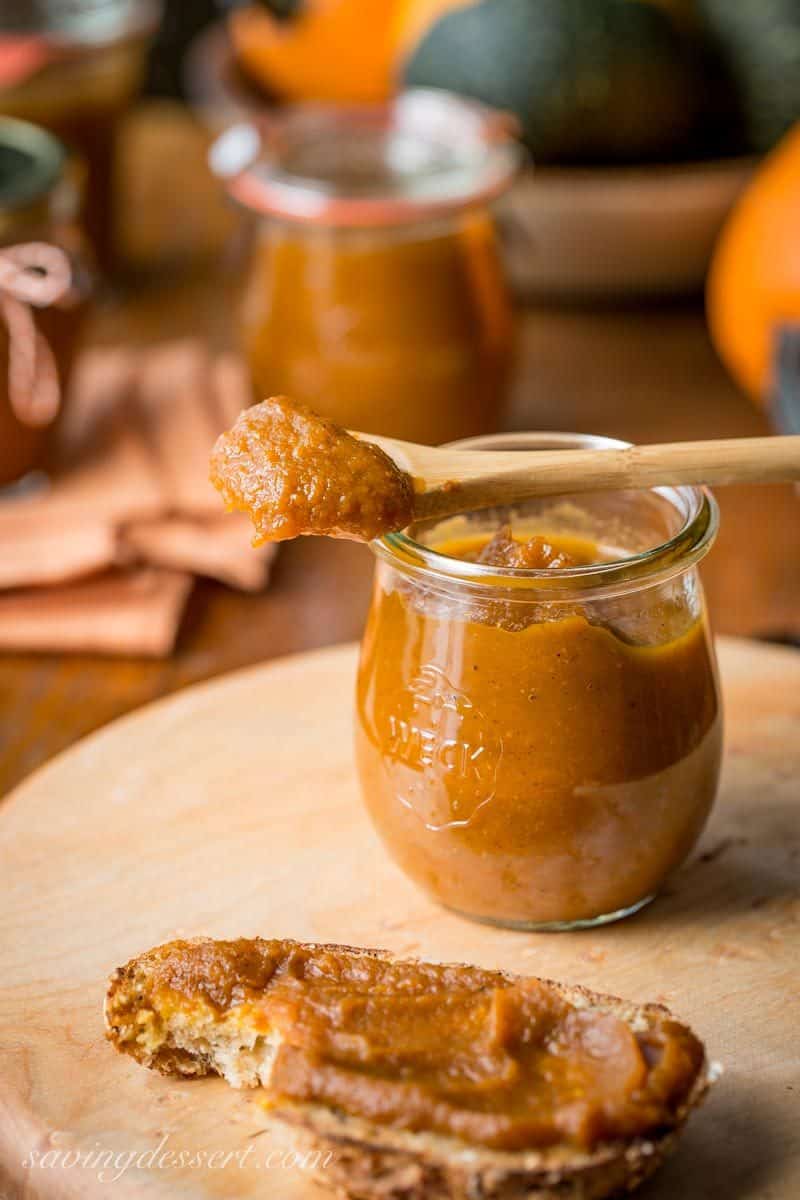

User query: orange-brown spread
[356,528,721,926]
[476,525,590,569]
[209,395,414,543]
[240,215,513,444]
[136,938,705,1152]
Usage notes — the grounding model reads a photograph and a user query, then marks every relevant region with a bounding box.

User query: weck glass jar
[211,90,520,444]
[0,117,92,487]
[355,433,723,930]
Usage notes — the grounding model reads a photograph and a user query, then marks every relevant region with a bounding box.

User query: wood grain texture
[0,638,798,1200]
[370,433,800,522]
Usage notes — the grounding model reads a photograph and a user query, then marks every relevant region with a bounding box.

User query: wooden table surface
[0,102,798,797]
[2,638,798,1200]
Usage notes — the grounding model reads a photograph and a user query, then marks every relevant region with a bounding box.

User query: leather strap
[0,242,73,428]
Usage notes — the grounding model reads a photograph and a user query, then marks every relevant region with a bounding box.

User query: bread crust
[105,939,713,1200]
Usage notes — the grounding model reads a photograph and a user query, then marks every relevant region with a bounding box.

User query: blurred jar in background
[0,0,160,272]
[0,118,92,488]
[212,91,520,445]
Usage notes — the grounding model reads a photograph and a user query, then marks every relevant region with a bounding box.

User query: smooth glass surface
[241,213,514,443]
[356,434,723,930]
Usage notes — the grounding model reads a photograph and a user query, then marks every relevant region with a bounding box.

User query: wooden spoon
[366,432,800,526]
[211,398,800,543]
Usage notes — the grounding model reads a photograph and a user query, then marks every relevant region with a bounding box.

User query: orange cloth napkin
[0,341,274,656]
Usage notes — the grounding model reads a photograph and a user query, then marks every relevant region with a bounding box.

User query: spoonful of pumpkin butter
[210,395,800,544]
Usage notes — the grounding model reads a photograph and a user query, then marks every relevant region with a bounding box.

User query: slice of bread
[105,939,714,1200]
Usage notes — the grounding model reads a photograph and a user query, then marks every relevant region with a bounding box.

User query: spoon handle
[414,435,800,522]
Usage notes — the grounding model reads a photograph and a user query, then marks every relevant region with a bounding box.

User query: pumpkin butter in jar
[211,91,520,445]
[0,119,92,488]
[355,433,723,930]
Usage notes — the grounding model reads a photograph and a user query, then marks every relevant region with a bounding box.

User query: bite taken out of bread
[105,937,715,1200]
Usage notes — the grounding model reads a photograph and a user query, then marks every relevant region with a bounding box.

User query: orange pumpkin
[229,1,401,104]
[707,123,800,405]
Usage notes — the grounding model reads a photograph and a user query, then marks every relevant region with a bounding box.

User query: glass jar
[212,90,520,444]
[0,1,161,270]
[355,432,723,930]
[0,117,92,488]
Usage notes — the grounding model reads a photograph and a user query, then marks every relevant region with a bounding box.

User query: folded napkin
[0,341,275,656]
[0,569,193,657]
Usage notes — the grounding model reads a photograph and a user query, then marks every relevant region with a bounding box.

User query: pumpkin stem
[254,0,304,20]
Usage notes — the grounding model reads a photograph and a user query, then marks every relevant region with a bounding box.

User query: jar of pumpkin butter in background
[0,1,161,273]
[0,118,92,489]
[211,90,521,445]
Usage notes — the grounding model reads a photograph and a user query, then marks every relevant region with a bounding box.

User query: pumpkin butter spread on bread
[105,938,713,1200]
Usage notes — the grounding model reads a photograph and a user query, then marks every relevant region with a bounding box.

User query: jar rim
[210,89,523,228]
[373,432,719,597]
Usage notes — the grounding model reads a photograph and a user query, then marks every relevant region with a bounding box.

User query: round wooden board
[1,638,798,1200]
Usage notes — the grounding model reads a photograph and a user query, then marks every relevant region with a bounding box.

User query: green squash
[253,0,303,17]
[698,0,800,152]
[402,0,702,164]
